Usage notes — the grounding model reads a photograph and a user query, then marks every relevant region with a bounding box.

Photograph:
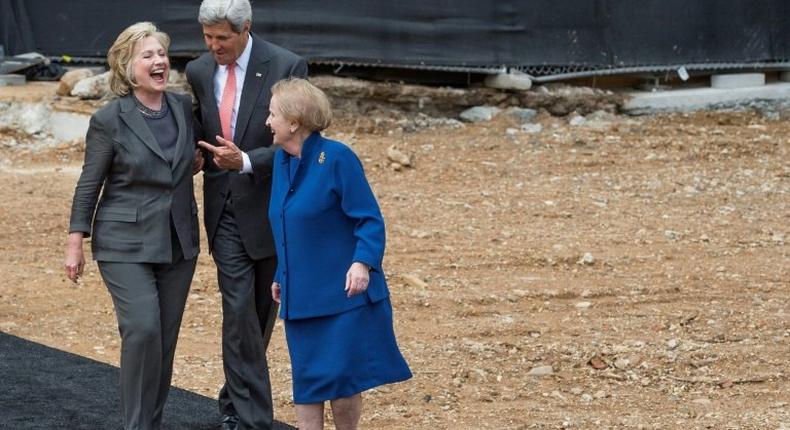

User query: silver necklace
[134,95,168,119]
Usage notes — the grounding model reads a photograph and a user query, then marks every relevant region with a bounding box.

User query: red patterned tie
[219,63,237,140]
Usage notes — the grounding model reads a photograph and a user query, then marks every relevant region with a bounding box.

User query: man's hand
[197,135,243,171]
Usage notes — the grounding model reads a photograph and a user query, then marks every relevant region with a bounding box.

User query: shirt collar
[224,34,253,73]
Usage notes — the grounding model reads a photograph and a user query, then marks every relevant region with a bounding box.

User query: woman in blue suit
[266,78,411,430]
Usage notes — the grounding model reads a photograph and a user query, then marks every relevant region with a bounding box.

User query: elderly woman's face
[265,95,293,146]
[131,36,169,96]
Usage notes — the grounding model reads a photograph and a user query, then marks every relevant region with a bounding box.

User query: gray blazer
[185,34,307,260]
[69,92,200,263]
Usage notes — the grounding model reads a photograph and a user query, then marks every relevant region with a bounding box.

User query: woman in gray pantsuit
[64,22,201,430]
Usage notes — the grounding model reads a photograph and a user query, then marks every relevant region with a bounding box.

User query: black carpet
[0,331,296,429]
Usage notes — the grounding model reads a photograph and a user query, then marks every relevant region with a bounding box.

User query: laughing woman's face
[131,36,169,96]
[266,95,295,147]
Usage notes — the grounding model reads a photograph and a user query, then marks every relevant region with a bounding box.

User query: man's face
[202,20,250,65]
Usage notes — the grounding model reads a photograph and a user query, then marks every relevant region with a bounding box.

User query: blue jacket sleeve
[334,148,386,272]
[273,263,282,284]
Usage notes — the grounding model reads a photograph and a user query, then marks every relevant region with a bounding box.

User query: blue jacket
[268,132,389,320]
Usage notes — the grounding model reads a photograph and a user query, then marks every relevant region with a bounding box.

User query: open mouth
[150,69,167,84]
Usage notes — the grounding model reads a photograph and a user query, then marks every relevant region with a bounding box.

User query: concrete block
[50,110,90,142]
[0,74,25,86]
[710,73,765,89]
[484,71,532,91]
[624,82,790,115]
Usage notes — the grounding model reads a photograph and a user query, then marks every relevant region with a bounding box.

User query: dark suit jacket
[69,92,200,263]
[185,33,308,260]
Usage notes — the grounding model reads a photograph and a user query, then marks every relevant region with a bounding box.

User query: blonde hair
[271,78,333,132]
[107,22,170,96]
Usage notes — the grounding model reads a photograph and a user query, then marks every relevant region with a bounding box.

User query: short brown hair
[271,78,333,132]
[107,22,170,96]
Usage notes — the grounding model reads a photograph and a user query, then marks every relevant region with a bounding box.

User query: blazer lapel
[166,92,187,172]
[235,37,271,148]
[118,95,167,162]
[199,56,222,141]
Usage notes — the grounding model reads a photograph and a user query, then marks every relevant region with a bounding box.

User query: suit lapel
[166,92,187,172]
[199,56,222,141]
[235,36,271,148]
[118,95,167,162]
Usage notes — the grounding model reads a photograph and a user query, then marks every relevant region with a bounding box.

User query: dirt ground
[0,81,788,429]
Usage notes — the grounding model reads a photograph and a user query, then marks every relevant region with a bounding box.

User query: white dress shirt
[213,35,253,174]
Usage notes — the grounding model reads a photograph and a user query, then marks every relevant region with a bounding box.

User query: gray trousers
[213,200,279,430]
[98,247,196,430]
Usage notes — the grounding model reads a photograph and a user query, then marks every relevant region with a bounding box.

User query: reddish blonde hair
[271,78,333,132]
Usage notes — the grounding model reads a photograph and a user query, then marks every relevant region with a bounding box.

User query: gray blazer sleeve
[68,115,114,237]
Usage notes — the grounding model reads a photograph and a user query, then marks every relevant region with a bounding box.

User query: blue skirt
[284,297,412,404]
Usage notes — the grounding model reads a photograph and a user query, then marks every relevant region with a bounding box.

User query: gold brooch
[318,151,326,164]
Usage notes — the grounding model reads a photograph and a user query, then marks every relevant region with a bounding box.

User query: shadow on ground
[0,331,296,429]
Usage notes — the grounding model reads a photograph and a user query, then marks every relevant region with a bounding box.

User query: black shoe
[219,414,239,430]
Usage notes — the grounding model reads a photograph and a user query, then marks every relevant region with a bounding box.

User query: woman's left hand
[345,262,370,297]
[271,282,281,303]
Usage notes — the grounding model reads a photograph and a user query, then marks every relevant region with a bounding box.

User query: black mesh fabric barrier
[0,0,35,55]
[2,0,788,69]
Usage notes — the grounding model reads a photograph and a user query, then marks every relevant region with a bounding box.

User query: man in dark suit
[185,1,307,429]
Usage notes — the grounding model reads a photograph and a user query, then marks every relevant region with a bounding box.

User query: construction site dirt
[0,81,787,429]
